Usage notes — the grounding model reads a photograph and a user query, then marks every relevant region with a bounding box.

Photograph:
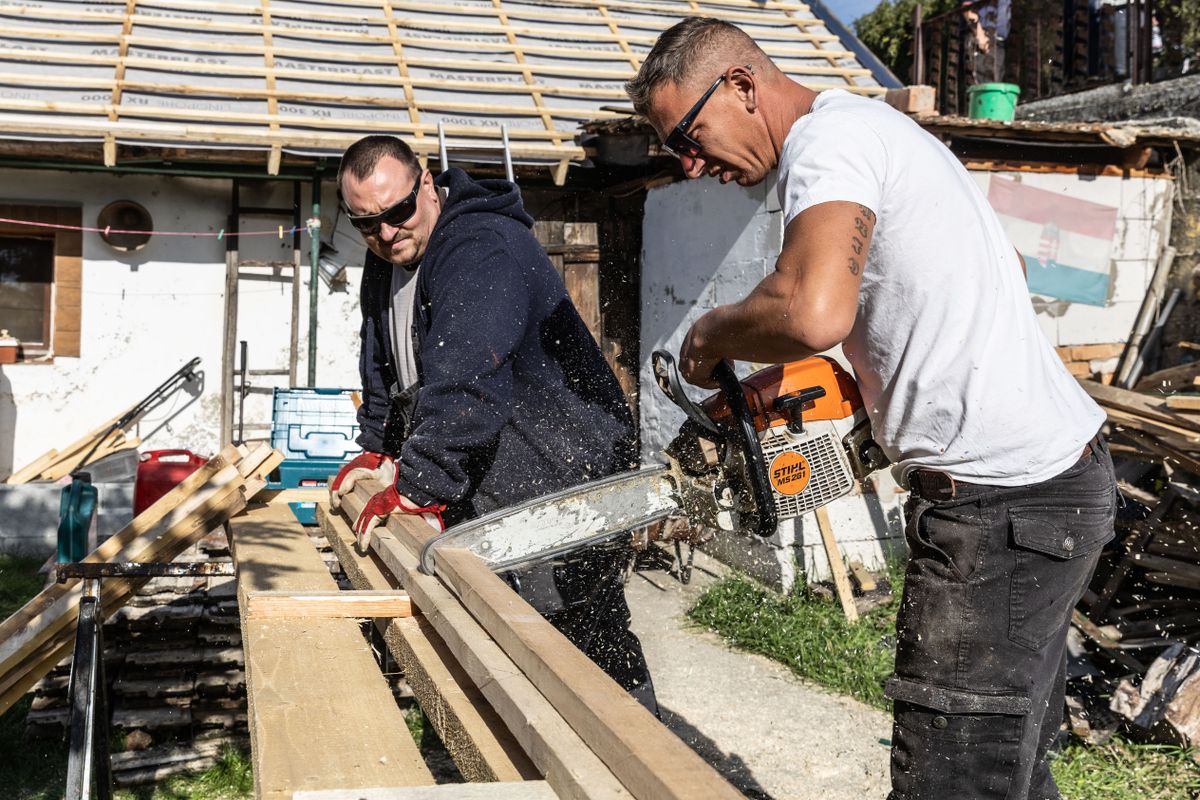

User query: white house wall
[0,168,367,477]
[639,169,1172,589]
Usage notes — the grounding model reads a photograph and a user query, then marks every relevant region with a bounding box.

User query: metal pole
[308,173,321,387]
[912,4,925,85]
[438,121,449,173]
[501,124,514,183]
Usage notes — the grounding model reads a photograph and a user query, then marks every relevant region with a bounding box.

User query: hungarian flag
[988,176,1118,307]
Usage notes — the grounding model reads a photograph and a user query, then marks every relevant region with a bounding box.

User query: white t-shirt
[777,89,1104,486]
[389,263,421,389]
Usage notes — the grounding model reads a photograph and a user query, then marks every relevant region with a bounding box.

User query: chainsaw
[417,350,889,575]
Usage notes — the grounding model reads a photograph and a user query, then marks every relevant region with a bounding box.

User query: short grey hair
[625,18,762,117]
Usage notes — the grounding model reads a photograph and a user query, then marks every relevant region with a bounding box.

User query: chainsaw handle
[713,361,778,539]
[651,350,721,437]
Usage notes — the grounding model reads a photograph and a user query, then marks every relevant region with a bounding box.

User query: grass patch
[1051,739,1200,800]
[116,747,253,800]
[0,552,47,619]
[689,565,1200,797]
[689,566,902,708]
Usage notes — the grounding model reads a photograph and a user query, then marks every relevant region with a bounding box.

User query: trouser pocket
[1007,498,1114,650]
[887,677,1031,800]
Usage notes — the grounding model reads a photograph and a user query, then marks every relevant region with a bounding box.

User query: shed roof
[0,0,884,180]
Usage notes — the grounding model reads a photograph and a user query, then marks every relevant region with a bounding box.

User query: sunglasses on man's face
[662,66,751,160]
[344,172,424,237]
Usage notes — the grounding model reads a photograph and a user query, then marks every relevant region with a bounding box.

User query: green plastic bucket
[967,83,1021,121]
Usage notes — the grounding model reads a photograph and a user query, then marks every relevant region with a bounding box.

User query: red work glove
[353,484,445,551]
[330,451,394,511]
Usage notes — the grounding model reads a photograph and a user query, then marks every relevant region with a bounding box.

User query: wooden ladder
[220,180,304,445]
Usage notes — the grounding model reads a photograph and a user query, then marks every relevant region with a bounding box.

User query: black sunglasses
[662,65,751,159]
[343,171,424,236]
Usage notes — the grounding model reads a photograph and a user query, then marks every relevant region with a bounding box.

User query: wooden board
[294,783,557,799]
[1079,379,1200,435]
[1165,395,1200,412]
[230,501,433,799]
[349,481,741,800]
[0,449,252,712]
[338,490,631,800]
[317,504,539,784]
[241,590,414,620]
[815,506,859,623]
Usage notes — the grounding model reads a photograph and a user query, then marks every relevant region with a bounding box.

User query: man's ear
[729,65,757,113]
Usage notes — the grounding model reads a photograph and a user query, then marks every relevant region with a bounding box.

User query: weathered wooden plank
[242,590,413,620]
[0,450,251,713]
[430,547,742,800]
[318,503,540,784]
[230,502,433,799]
[294,782,558,799]
[339,490,630,800]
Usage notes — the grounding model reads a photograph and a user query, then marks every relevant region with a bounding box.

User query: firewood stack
[1071,369,1200,755]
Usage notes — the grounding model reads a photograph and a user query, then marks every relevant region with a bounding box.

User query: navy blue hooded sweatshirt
[355,168,636,525]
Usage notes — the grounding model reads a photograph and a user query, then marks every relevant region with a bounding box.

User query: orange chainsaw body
[700,356,865,433]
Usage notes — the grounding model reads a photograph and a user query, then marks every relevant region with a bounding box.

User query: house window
[0,236,55,347]
[0,204,82,361]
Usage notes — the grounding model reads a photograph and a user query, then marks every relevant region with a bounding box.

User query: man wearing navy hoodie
[327,135,656,711]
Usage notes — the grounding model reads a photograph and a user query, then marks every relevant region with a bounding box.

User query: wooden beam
[432,547,742,800]
[242,590,413,620]
[0,453,239,676]
[349,481,742,800]
[338,490,632,800]
[1078,378,1200,435]
[230,501,434,799]
[317,503,540,784]
[294,782,558,799]
[1165,395,1200,412]
[816,506,859,623]
[0,475,248,714]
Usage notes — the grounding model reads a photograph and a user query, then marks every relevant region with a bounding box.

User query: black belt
[909,443,1093,502]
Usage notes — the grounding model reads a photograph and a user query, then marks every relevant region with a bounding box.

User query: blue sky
[826,0,885,28]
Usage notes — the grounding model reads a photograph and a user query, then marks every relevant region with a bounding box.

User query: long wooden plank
[318,504,539,785]
[429,547,742,800]
[294,783,558,799]
[242,590,413,620]
[338,491,631,800]
[815,506,859,623]
[230,502,433,799]
[0,452,240,671]
[0,479,248,714]
[1079,378,1200,435]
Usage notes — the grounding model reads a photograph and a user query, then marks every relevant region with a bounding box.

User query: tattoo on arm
[847,206,874,275]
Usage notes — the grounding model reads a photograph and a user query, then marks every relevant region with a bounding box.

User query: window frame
[0,204,83,363]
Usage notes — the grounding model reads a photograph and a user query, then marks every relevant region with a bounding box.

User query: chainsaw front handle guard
[651,350,721,437]
[713,360,778,539]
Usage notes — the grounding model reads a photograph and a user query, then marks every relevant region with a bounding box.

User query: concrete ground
[626,550,892,800]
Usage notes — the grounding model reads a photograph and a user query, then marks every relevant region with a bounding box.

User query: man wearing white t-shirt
[628,18,1116,800]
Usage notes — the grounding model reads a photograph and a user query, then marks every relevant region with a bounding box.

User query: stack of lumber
[262,479,748,799]
[1069,378,1200,755]
[0,443,282,725]
[2,410,142,484]
[22,523,249,785]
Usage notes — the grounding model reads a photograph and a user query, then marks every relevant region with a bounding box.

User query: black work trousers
[505,545,659,716]
[887,434,1116,800]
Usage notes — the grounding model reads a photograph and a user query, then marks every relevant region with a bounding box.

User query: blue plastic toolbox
[268,388,361,525]
[270,387,362,461]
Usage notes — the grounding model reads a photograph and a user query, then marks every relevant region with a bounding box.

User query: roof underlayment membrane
[0,0,883,173]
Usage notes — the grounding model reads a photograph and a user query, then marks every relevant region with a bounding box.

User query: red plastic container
[134,449,208,515]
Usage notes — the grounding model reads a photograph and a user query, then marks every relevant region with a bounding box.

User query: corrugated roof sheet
[0,0,884,176]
